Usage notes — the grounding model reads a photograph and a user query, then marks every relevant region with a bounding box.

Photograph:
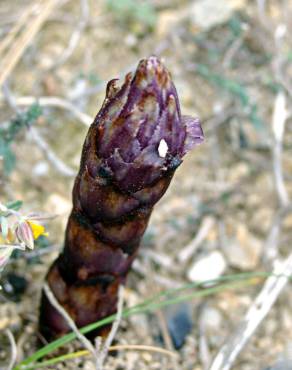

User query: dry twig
[0,0,59,87]
[133,259,182,288]
[8,96,93,126]
[4,329,17,370]
[1,84,77,177]
[109,344,178,358]
[51,0,89,68]
[95,285,125,370]
[222,37,244,69]
[198,304,211,370]
[141,249,176,271]
[45,343,178,366]
[44,282,125,370]
[272,91,289,207]
[264,204,292,262]
[209,255,292,370]
[145,258,180,370]
[0,3,36,57]
[43,282,98,362]
[257,0,268,24]
[29,127,76,177]
[178,216,215,263]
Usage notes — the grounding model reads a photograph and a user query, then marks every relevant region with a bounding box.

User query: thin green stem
[13,272,271,370]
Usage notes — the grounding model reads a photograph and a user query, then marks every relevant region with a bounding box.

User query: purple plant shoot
[39,56,204,340]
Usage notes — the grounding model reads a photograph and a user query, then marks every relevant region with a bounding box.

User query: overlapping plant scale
[39,56,204,340]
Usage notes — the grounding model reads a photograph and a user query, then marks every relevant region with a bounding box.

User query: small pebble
[222,223,262,270]
[32,161,49,177]
[2,273,27,301]
[165,303,193,349]
[200,306,222,331]
[187,250,226,283]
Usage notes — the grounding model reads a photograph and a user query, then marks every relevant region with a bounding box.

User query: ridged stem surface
[39,57,204,340]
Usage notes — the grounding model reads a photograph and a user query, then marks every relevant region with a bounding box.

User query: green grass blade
[14,272,271,370]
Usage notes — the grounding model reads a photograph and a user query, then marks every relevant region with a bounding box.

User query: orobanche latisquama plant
[40,56,204,340]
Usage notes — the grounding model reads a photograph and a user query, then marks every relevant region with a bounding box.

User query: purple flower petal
[181,116,204,155]
[83,56,204,192]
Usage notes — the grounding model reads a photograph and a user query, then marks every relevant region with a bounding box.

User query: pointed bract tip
[89,56,204,191]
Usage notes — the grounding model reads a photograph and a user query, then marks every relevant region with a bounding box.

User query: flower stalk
[39,56,204,340]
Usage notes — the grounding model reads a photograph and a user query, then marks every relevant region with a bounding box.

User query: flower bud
[15,221,34,249]
[82,56,203,192]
